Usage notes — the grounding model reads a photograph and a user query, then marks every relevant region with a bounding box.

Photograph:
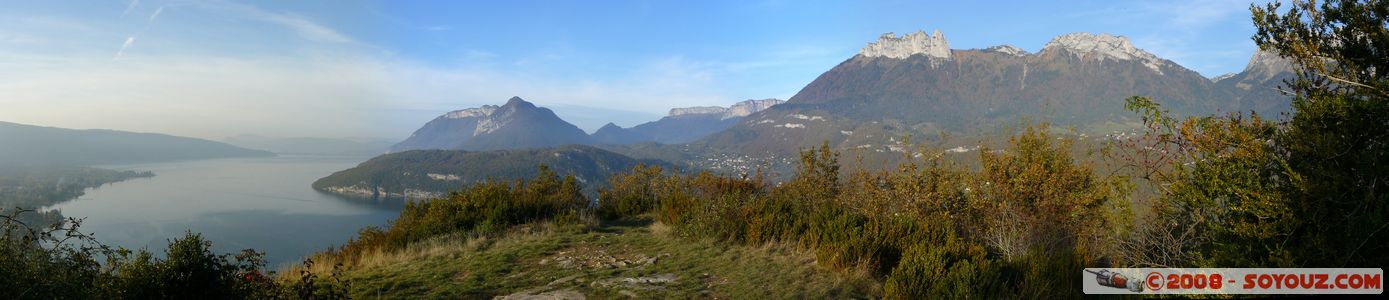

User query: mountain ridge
[0,121,274,166]
[690,30,1295,157]
[314,144,670,199]
[592,99,784,145]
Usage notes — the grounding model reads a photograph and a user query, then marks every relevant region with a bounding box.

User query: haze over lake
[44,155,402,266]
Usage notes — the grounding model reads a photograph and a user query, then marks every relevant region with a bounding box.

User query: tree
[1127,0,1388,268]
[1252,0,1389,267]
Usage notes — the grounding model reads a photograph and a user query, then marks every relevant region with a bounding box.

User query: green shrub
[600,131,1123,298]
[325,164,590,266]
[1,209,346,299]
[596,164,667,219]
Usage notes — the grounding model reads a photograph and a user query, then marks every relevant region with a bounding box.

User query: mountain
[313,144,670,199]
[0,121,273,166]
[390,97,593,152]
[223,135,393,156]
[1212,50,1297,118]
[589,99,783,145]
[693,30,1294,156]
[590,123,651,145]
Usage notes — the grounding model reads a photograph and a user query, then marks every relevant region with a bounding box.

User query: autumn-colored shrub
[591,129,1125,298]
[324,164,590,266]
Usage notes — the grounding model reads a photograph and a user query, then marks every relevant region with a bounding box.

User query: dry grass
[280,219,880,298]
[279,221,572,283]
[647,220,672,237]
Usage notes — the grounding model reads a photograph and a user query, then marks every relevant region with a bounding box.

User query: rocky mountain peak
[1242,50,1294,78]
[1212,72,1238,82]
[984,44,1029,56]
[724,98,784,119]
[434,97,546,136]
[504,96,535,108]
[393,97,592,152]
[1043,33,1168,74]
[859,29,951,60]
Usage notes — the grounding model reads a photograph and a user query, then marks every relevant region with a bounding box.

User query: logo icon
[1087,269,1144,292]
[1146,271,1164,291]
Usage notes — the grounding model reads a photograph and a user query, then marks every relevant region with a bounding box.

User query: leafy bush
[596,164,668,219]
[0,209,346,299]
[1118,0,1389,270]
[324,164,591,266]
[976,125,1128,263]
[0,210,112,299]
[592,129,1125,298]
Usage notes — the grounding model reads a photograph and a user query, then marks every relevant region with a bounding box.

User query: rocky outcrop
[668,106,727,116]
[493,289,586,300]
[859,30,951,60]
[443,105,498,119]
[1237,50,1295,87]
[724,99,783,119]
[1212,72,1238,82]
[595,99,784,145]
[1042,33,1170,74]
[668,99,784,119]
[984,45,1029,56]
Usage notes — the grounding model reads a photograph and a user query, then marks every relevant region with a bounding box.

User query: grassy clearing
[301,218,878,299]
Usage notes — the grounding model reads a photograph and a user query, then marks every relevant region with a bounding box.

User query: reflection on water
[44,155,404,267]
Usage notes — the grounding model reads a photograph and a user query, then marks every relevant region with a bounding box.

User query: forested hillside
[313,144,671,199]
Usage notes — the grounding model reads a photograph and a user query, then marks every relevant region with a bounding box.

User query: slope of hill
[313,144,668,199]
[693,31,1294,156]
[591,99,783,145]
[320,221,876,298]
[0,121,274,166]
[390,97,593,152]
[0,166,153,209]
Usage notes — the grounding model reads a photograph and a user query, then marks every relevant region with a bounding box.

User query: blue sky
[0,0,1266,140]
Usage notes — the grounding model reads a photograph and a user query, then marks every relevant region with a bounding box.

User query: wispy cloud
[119,0,140,19]
[257,12,352,43]
[3,1,812,137]
[111,5,163,60]
[149,6,163,23]
[198,0,353,43]
[1123,0,1258,76]
[113,36,135,60]
[0,32,46,45]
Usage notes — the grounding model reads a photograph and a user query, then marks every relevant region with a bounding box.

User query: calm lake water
[44,155,403,267]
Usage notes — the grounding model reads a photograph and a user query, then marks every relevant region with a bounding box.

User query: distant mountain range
[591,99,783,145]
[0,121,273,166]
[391,32,1294,159]
[335,29,1298,191]
[313,144,669,199]
[692,31,1295,156]
[390,96,785,153]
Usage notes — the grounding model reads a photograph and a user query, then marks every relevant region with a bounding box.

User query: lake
[44,155,404,267]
